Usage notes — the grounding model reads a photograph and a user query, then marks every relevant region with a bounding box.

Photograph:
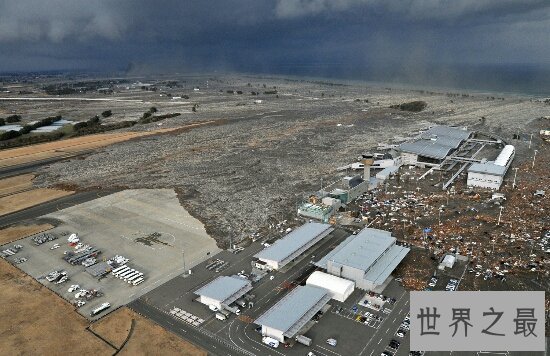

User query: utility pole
[532,150,538,169]
[497,206,504,226]
[182,248,185,273]
[512,167,519,189]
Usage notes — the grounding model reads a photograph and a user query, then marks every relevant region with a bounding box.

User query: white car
[209,305,219,312]
[50,244,60,250]
[76,300,86,308]
[68,284,80,293]
[75,290,88,299]
[326,338,337,347]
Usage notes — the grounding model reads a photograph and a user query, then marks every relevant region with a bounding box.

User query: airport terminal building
[315,228,409,291]
[399,126,472,167]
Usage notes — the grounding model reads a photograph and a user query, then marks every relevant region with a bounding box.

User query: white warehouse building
[306,271,355,302]
[194,275,252,310]
[254,222,333,270]
[315,228,409,291]
[467,145,515,190]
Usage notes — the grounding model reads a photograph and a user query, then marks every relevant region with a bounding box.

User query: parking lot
[1,189,220,319]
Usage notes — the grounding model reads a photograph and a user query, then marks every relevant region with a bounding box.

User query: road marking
[378,338,382,344]
[315,344,341,356]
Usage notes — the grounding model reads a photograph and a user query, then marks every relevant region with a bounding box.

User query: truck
[215,312,227,321]
[115,267,131,277]
[90,302,110,317]
[262,336,279,348]
[132,277,144,286]
[224,305,241,315]
[124,271,141,281]
[235,299,247,308]
[127,273,143,283]
[295,335,312,346]
[111,265,127,275]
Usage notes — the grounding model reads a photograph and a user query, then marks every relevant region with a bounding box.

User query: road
[129,298,250,356]
[0,189,119,228]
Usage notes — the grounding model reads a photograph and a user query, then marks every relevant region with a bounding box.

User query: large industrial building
[254,285,331,342]
[315,228,409,291]
[467,145,514,190]
[399,126,472,167]
[194,275,252,309]
[254,222,333,270]
[306,271,355,302]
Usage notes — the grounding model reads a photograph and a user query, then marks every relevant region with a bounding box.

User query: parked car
[326,338,337,347]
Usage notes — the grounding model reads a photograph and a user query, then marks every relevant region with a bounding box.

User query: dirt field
[0,223,53,244]
[0,173,34,197]
[0,258,114,355]
[0,122,214,168]
[91,307,207,355]
[0,188,74,216]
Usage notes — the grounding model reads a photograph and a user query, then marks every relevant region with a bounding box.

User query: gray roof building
[254,222,333,269]
[255,285,330,338]
[194,275,252,305]
[399,126,472,160]
[316,228,409,290]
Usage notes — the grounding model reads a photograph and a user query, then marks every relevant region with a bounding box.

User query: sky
[1,0,549,93]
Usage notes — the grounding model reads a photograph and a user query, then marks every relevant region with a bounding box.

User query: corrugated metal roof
[399,140,455,159]
[194,275,252,303]
[399,126,472,159]
[254,222,332,263]
[468,162,506,176]
[315,228,394,271]
[254,285,330,336]
[86,262,111,277]
[363,245,410,285]
[422,126,471,140]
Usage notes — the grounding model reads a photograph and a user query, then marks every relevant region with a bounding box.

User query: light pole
[532,150,538,169]
[182,248,186,273]
[512,167,519,189]
[497,206,504,226]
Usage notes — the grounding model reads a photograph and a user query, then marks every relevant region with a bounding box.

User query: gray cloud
[0,0,548,94]
[275,0,549,22]
[0,0,131,42]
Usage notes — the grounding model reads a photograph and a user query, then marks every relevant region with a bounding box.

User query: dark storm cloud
[0,0,549,89]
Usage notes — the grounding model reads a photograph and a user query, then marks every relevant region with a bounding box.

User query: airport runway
[0,189,119,228]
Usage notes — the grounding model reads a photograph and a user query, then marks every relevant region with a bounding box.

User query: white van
[215,312,226,321]
[262,336,279,348]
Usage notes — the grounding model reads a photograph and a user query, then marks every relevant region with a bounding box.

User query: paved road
[0,189,119,228]
[130,298,251,356]
[0,152,93,179]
